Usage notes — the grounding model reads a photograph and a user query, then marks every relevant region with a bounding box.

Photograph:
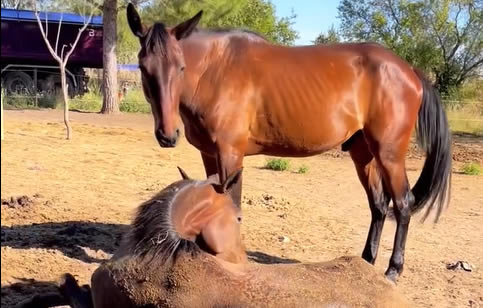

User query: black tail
[411,69,452,222]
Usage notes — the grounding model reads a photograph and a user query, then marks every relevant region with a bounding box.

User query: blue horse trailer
[1,8,103,96]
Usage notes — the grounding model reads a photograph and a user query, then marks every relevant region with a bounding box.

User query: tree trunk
[60,65,72,140]
[101,0,119,114]
[1,89,4,140]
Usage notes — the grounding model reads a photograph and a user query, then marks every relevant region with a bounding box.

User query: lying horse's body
[90,251,410,308]
[127,4,452,280]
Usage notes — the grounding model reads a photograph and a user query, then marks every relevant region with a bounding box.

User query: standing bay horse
[126,4,452,281]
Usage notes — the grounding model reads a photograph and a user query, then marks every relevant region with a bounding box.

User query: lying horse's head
[127,166,246,264]
[127,3,202,147]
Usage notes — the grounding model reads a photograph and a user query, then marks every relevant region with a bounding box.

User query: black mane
[203,27,268,41]
[143,22,170,55]
[126,179,201,263]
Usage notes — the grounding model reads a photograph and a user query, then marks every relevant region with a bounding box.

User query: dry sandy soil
[1,109,482,308]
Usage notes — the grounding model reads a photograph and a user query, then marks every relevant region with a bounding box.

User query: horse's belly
[248,95,362,156]
[247,126,354,157]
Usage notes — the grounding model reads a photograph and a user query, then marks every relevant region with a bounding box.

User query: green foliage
[265,158,290,171]
[119,101,150,113]
[68,88,149,113]
[120,89,151,113]
[2,92,57,109]
[314,25,340,44]
[3,95,36,109]
[118,9,139,64]
[461,162,481,175]
[141,0,298,45]
[69,91,102,111]
[337,0,483,95]
[297,164,309,174]
[37,95,58,109]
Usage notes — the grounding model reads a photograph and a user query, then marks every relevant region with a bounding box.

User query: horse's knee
[393,190,413,223]
[374,193,390,214]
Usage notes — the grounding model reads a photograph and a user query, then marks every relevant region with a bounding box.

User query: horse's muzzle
[155,129,180,148]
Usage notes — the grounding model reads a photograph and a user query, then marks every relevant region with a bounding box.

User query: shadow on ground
[1,278,63,308]
[1,221,128,263]
[247,251,300,264]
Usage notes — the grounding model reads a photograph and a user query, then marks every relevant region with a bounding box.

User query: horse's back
[221,40,423,156]
[241,256,411,308]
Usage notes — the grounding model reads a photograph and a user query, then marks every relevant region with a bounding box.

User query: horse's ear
[172,10,203,41]
[177,166,191,180]
[213,168,243,194]
[127,3,145,38]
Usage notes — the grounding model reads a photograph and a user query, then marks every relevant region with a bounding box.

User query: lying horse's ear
[172,10,203,40]
[177,166,191,180]
[127,3,146,38]
[213,168,243,194]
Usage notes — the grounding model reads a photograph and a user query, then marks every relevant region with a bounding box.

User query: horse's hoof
[385,269,399,284]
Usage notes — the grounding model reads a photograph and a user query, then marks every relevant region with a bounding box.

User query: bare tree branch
[34,10,62,63]
[64,11,94,63]
[44,7,48,38]
[55,13,63,55]
[34,0,97,139]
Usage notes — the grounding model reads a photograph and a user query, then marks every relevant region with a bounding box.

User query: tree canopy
[336,0,483,94]
[314,25,340,44]
[141,0,298,46]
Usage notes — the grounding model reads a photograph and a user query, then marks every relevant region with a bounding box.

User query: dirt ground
[1,109,482,308]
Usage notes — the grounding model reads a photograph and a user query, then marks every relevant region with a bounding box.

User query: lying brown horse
[18,167,246,308]
[59,256,410,308]
[126,4,452,281]
[20,169,410,308]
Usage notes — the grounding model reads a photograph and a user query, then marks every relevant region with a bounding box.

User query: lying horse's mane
[126,179,201,263]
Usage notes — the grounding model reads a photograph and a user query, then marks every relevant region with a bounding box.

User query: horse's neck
[179,33,233,112]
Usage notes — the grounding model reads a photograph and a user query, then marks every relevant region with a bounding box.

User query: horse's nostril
[175,128,180,137]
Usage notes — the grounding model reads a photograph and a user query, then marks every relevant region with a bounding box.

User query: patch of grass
[461,162,481,176]
[120,101,151,113]
[69,91,102,112]
[297,165,309,174]
[446,102,483,136]
[3,95,37,109]
[120,89,150,113]
[37,95,58,109]
[68,88,149,113]
[265,158,290,171]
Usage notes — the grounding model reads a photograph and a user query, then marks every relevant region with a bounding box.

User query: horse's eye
[237,216,242,223]
[180,66,185,73]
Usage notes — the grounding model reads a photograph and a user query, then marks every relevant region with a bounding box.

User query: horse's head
[174,167,247,264]
[127,4,202,147]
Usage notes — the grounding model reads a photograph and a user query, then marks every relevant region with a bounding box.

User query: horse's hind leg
[348,131,391,265]
[365,130,415,281]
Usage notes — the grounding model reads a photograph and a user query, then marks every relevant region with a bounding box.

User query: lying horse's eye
[237,216,242,223]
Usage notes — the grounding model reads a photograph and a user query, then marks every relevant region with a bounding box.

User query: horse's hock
[93,254,411,308]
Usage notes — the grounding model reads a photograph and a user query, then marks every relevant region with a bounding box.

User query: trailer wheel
[3,71,34,95]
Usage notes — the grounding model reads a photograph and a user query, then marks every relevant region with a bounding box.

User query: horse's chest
[181,112,216,154]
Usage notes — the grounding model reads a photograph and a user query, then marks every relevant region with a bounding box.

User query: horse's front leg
[216,144,244,208]
[200,152,218,178]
